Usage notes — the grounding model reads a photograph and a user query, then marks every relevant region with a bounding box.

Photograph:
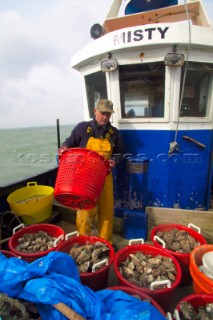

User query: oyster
[179,301,196,319]
[156,228,201,253]
[179,301,213,319]
[15,230,56,253]
[206,303,213,313]
[119,251,177,290]
[69,241,110,273]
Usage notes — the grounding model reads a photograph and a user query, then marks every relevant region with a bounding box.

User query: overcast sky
[0,0,212,129]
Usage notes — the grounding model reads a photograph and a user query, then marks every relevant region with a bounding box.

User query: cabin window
[119,63,165,118]
[180,62,213,117]
[85,71,107,118]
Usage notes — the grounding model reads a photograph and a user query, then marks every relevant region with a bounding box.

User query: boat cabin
[71,0,213,212]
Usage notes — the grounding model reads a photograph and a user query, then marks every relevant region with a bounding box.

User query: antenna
[56,119,60,149]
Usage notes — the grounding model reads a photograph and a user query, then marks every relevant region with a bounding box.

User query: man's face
[94,109,112,126]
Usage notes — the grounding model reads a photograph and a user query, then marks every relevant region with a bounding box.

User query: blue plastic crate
[123,210,148,240]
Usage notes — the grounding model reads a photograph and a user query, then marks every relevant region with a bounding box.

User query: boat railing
[103,0,212,34]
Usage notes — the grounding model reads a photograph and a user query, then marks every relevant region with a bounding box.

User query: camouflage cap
[96,99,115,113]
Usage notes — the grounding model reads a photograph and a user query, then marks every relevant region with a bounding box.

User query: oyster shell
[179,301,213,319]
[119,251,177,290]
[15,230,56,254]
[180,301,196,319]
[156,228,201,253]
[69,241,110,273]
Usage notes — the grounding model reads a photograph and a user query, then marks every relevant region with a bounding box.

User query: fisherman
[58,99,125,243]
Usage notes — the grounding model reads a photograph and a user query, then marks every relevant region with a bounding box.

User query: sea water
[0,124,74,186]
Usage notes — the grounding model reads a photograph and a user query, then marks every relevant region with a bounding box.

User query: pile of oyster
[15,231,56,253]
[119,251,177,289]
[69,241,110,273]
[155,228,201,253]
[179,301,213,319]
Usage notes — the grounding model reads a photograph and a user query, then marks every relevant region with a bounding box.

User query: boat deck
[1,202,211,316]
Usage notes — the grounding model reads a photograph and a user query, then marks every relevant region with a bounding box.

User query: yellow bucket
[7,182,54,225]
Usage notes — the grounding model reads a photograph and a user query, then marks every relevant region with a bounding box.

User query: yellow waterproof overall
[76,137,114,242]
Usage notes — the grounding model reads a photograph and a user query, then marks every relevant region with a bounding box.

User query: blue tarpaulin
[0,252,166,320]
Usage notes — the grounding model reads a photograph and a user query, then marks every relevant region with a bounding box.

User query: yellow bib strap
[86,136,112,159]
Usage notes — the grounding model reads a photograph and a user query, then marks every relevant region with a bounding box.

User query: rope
[0,293,30,320]
[0,211,22,236]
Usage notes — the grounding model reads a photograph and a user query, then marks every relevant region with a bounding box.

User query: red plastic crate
[113,243,181,312]
[8,224,65,262]
[151,223,207,286]
[56,235,114,291]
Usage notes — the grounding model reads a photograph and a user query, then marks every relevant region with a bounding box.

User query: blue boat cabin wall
[113,129,213,211]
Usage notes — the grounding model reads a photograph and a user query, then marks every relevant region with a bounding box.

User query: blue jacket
[62,119,125,163]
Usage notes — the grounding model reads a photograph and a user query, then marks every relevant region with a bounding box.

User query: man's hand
[58,146,68,157]
[108,159,115,170]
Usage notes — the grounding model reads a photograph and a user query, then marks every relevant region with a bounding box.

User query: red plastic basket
[54,148,110,210]
[108,286,166,317]
[113,244,181,312]
[189,244,213,294]
[150,223,207,286]
[8,224,65,262]
[174,293,213,319]
[56,235,114,291]
[0,250,19,258]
